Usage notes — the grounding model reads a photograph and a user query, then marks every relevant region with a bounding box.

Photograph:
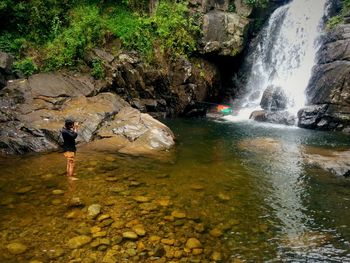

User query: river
[0,118,350,262]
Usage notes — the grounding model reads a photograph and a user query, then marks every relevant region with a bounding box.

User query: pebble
[185,238,202,249]
[92,231,107,238]
[133,224,146,236]
[171,210,186,219]
[139,203,158,211]
[133,196,150,203]
[105,176,119,182]
[209,228,223,237]
[7,242,27,254]
[161,238,175,245]
[122,231,138,240]
[97,214,111,221]
[52,189,65,195]
[217,192,231,201]
[16,186,33,194]
[157,198,172,207]
[149,236,161,243]
[211,251,222,261]
[87,204,102,219]
[67,235,92,249]
[52,199,62,205]
[192,248,203,255]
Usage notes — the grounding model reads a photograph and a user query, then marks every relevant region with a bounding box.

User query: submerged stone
[7,242,27,254]
[185,238,202,249]
[67,235,92,249]
[87,204,102,219]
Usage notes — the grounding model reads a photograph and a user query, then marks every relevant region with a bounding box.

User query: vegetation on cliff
[0,0,199,76]
[327,0,350,29]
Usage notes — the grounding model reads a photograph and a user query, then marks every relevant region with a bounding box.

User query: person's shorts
[64,151,75,162]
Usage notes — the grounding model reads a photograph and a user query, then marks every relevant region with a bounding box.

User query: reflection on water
[0,119,350,262]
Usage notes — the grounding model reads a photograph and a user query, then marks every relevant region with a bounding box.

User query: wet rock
[250,110,296,126]
[190,184,205,191]
[192,248,203,255]
[97,214,111,221]
[16,186,33,194]
[157,198,172,207]
[52,199,62,205]
[153,245,166,257]
[302,146,350,176]
[185,238,202,249]
[92,231,107,238]
[139,202,158,211]
[171,210,186,219]
[260,85,288,111]
[122,231,138,240]
[210,228,223,237]
[7,242,27,254]
[47,247,65,259]
[161,238,175,245]
[67,197,85,208]
[211,251,222,261]
[217,192,231,201]
[133,196,150,203]
[67,235,92,249]
[87,204,102,219]
[133,225,146,236]
[99,219,114,227]
[52,189,65,195]
[149,236,161,243]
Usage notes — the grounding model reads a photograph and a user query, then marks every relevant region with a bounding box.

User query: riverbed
[1,118,350,262]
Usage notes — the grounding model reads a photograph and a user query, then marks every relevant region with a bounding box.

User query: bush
[13,58,38,77]
[91,59,105,79]
[43,5,105,70]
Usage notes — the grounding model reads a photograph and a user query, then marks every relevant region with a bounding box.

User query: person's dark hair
[65,119,74,129]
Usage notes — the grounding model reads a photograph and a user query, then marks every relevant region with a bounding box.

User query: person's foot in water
[68,176,79,181]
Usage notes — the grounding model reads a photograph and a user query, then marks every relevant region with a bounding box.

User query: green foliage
[326,15,343,30]
[244,0,268,8]
[106,7,154,59]
[0,32,26,55]
[91,59,105,79]
[327,0,350,30]
[0,0,200,72]
[228,3,236,12]
[152,1,199,57]
[13,57,38,77]
[107,1,199,60]
[44,5,105,70]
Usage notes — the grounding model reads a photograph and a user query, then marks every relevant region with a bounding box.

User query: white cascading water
[227,0,328,122]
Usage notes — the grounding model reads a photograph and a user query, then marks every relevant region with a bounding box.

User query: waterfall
[230,0,328,122]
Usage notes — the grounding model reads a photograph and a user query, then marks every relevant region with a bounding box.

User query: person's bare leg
[68,159,78,180]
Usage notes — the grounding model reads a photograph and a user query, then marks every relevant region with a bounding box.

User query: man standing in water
[61,119,79,180]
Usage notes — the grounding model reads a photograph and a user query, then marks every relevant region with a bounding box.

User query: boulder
[250,110,295,126]
[260,85,288,111]
[201,11,250,56]
[93,107,175,156]
[0,72,175,156]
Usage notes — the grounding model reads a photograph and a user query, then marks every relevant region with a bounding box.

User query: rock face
[90,50,220,118]
[0,51,15,89]
[0,72,175,155]
[299,21,350,131]
[202,10,250,56]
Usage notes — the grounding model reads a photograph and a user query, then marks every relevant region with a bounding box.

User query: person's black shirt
[61,127,77,152]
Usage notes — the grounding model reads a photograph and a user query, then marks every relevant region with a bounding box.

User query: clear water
[0,119,350,262]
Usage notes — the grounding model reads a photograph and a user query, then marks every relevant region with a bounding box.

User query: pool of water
[1,118,350,262]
